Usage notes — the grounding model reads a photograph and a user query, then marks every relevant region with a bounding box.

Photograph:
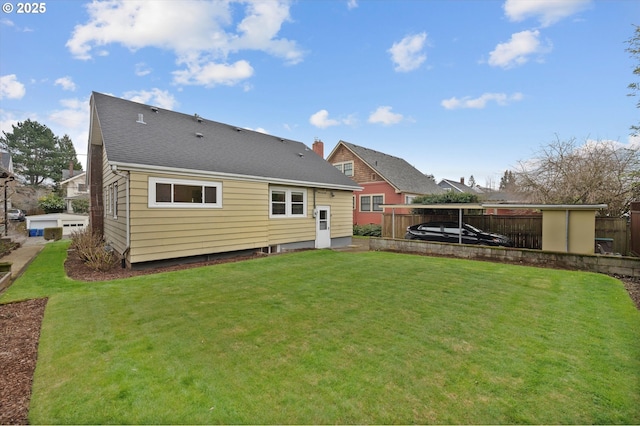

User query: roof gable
[329,141,442,195]
[438,179,480,194]
[90,92,360,190]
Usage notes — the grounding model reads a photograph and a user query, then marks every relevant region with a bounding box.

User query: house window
[105,184,111,216]
[113,182,118,219]
[77,183,87,193]
[270,187,307,218]
[405,195,416,204]
[333,161,354,177]
[360,194,384,212]
[148,177,222,208]
[372,195,383,211]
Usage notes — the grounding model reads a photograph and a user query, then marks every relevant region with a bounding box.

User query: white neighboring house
[60,171,88,213]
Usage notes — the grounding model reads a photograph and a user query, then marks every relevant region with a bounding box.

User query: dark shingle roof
[438,179,483,194]
[338,141,443,195]
[92,92,360,190]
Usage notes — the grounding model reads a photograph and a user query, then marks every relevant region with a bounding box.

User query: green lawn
[2,241,639,424]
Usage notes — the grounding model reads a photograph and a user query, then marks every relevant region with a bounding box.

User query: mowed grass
[2,242,639,424]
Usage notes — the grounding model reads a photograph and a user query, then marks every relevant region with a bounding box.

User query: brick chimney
[312,139,324,158]
[460,177,465,185]
[69,161,74,177]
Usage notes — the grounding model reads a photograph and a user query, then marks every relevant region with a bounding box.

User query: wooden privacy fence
[632,202,640,257]
[381,213,632,255]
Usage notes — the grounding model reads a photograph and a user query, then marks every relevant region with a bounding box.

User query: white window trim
[113,182,118,219]
[269,187,307,218]
[359,194,384,212]
[148,177,222,208]
[333,161,354,177]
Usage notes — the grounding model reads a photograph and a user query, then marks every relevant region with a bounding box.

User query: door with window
[315,206,331,248]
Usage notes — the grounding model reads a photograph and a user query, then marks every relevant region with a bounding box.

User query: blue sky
[1,0,638,187]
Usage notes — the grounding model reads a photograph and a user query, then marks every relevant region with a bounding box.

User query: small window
[113,182,118,219]
[270,187,307,218]
[149,177,222,208]
[360,195,371,212]
[333,161,354,177]
[360,194,384,212]
[372,195,383,211]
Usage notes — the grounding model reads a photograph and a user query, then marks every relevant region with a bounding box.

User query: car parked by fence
[405,221,514,247]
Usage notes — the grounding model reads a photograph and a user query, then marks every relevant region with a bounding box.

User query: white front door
[315,206,331,248]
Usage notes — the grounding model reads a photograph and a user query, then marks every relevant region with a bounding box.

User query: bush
[38,193,65,213]
[353,224,382,237]
[69,228,116,271]
[71,198,89,214]
[43,227,63,241]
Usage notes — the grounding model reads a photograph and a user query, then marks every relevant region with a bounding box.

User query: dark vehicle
[405,221,513,247]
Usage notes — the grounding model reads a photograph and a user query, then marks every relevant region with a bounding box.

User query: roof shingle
[92,92,360,190]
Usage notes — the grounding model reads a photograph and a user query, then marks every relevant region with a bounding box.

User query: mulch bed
[0,298,47,425]
[0,250,638,425]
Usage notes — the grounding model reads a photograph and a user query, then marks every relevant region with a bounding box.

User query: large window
[148,177,222,208]
[333,161,354,177]
[360,194,384,212]
[270,187,307,218]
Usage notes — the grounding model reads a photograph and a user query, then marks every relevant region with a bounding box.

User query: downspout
[111,165,130,267]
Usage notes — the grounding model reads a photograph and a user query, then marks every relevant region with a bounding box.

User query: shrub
[71,198,89,214]
[38,193,65,213]
[43,227,63,241]
[69,228,116,271]
[353,224,382,237]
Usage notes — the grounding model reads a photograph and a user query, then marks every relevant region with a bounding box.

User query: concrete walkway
[0,235,48,294]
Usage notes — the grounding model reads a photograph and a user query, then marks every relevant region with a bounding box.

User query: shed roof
[91,92,360,191]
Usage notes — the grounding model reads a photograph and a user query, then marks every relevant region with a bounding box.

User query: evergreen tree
[0,119,82,185]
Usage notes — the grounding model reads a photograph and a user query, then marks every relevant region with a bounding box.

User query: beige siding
[102,147,128,255]
[102,168,354,264]
[128,172,269,263]
[313,189,353,238]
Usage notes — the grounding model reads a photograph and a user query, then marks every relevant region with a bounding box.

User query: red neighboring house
[324,140,443,225]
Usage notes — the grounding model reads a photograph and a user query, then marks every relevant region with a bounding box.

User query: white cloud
[347,0,358,10]
[388,32,427,72]
[48,98,88,130]
[66,0,303,87]
[310,110,340,129]
[135,62,152,77]
[47,97,91,168]
[503,0,591,27]
[368,106,403,125]
[54,76,77,91]
[441,92,524,110]
[488,30,551,69]
[122,88,178,110]
[0,74,26,100]
[243,126,269,134]
[172,60,254,88]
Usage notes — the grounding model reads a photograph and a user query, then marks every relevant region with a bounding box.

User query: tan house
[60,170,88,213]
[87,92,360,268]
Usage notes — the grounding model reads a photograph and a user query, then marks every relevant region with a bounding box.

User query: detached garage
[26,213,89,237]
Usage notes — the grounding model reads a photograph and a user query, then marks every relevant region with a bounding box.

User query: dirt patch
[0,298,47,425]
